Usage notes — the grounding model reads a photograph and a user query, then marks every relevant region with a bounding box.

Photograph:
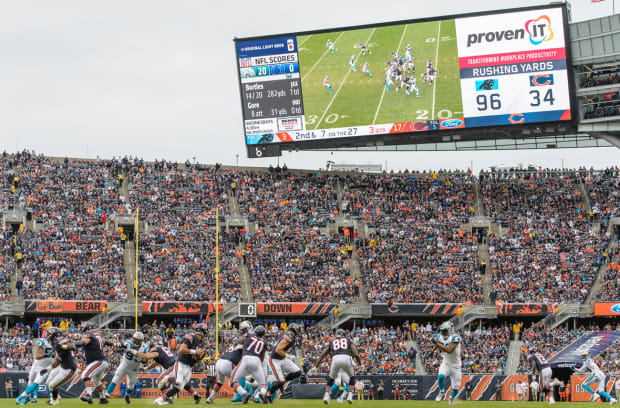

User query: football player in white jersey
[574,351,617,404]
[349,55,357,72]
[326,39,336,53]
[323,76,333,94]
[16,327,56,404]
[434,321,461,405]
[362,62,372,77]
[103,332,149,404]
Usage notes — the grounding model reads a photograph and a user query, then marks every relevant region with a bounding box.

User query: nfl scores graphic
[235,6,572,148]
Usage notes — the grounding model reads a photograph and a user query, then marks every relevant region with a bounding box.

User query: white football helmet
[239,321,253,333]
[132,331,145,346]
[439,321,454,337]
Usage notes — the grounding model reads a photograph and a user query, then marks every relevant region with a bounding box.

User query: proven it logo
[466,14,555,47]
[525,15,554,45]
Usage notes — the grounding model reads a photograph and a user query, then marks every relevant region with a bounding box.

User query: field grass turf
[3,400,602,408]
[296,20,463,130]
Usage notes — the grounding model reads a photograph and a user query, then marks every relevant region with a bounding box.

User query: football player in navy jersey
[61,323,108,404]
[206,320,252,404]
[314,328,363,404]
[154,323,208,406]
[266,323,302,401]
[46,328,78,406]
[137,336,202,403]
[230,325,269,404]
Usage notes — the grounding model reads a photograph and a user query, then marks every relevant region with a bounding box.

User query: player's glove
[60,345,68,350]
[285,353,296,362]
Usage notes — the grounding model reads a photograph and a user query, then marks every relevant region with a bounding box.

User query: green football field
[0,399,600,407]
[296,20,463,130]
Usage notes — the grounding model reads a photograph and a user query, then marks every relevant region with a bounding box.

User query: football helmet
[45,327,62,343]
[239,321,252,333]
[254,325,266,338]
[288,323,300,338]
[335,328,346,338]
[439,321,454,337]
[195,323,209,338]
[132,331,145,346]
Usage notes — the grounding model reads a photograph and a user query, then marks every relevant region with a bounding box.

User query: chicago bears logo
[508,113,525,124]
[530,74,554,86]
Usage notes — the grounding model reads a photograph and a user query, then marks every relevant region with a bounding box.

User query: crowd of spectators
[1,151,618,305]
[596,246,619,301]
[483,171,607,303]
[416,322,510,374]
[579,71,620,88]
[299,324,412,375]
[124,158,241,303]
[352,174,482,303]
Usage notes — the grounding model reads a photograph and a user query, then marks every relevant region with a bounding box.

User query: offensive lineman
[46,328,78,406]
[103,332,149,404]
[61,323,109,404]
[137,336,202,403]
[573,351,617,404]
[206,320,253,404]
[434,321,461,405]
[314,328,363,404]
[154,323,208,405]
[230,325,269,404]
[15,327,56,405]
[266,324,302,400]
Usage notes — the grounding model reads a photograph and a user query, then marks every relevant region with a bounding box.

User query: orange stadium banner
[593,302,620,316]
[25,300,106,313]
[570,375,616,402]
[257,302,336,315]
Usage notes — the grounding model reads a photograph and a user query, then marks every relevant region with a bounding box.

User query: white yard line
[372,24,408,125]
[302,32,344,82]
[298,35,312,47]
[431,21,441,120]
[315,28,376,129]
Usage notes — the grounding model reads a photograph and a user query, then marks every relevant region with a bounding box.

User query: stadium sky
[0,0,618,172]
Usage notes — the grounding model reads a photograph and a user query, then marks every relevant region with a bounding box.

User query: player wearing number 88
[230,325,269,404]
[314,328,363,404]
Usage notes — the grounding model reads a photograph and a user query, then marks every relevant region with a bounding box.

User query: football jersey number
[535,353,548,365]
[159,347,174,358]
[246,337,264,354]
[332,338,348,351]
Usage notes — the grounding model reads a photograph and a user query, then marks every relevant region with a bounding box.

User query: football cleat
[436,391,445,402]
[125,394,131,404]
[193,393,201,404]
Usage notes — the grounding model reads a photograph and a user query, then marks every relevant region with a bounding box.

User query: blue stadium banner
[549,330,620,366]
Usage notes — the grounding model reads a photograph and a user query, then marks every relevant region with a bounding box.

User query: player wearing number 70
[314,328,363,404]
[230,326,270,404]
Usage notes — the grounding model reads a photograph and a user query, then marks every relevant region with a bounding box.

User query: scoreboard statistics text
[234,5,573,155]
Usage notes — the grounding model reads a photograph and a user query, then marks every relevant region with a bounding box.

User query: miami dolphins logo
[525,15,554,45]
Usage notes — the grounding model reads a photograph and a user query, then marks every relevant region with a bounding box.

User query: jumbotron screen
[235,5,573,155]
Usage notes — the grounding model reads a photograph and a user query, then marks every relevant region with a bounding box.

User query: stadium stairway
[473,178,493,304]
[585,239,618,304]
[236,243,254,302]
[577,181,601,232]
[124,240,136,302]
[504,338,523,375]
[539,303,593,331]
[448,305,498,330]
[315,304,372,329]
[406,334,427,375]
[348,243,368,304]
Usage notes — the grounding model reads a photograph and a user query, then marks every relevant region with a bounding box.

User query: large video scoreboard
[234,4,574,157]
